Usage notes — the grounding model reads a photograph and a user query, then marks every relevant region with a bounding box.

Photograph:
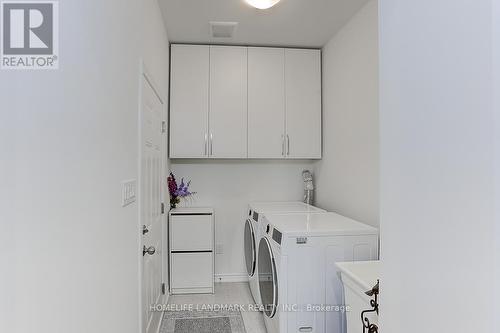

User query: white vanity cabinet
[169,44,322,159]
[169,207,214,294]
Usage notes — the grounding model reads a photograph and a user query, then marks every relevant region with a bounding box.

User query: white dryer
[258,212,379,333]
[244,202,326,307]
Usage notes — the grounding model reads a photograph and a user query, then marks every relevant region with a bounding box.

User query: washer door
[258,237,278,318]
[244,219,256,277]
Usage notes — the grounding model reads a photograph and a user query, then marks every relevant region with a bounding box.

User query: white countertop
[336,260,380,291]
[263,212,379,236]
[249,201,326,213]
[169,207,214,214]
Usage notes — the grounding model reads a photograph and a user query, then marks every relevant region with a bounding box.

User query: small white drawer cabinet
[169,207,214,294]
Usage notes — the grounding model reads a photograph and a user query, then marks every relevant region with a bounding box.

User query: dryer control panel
[272,228,282,245]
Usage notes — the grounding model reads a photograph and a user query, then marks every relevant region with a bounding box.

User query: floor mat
[160,309,247,333]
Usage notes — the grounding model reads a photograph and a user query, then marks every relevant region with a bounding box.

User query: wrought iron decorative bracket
[361,279,379,333]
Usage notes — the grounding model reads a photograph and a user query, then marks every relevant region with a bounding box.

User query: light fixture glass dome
[245,0,281,10]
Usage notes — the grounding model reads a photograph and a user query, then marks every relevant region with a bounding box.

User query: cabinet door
[170,44,209,158]
[285,49,322,159]
[209,46,248,158]
[170,214,213,251]
[248,47,286,158]
[171,252,213,291]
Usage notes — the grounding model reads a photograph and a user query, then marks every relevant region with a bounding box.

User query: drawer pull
[299,327,313,332]
[171,250,212,253]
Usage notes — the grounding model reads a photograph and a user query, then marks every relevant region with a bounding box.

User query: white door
[140,75,164,333]
[170,44,209,158]
[248,47,286,158]
[209,46,248,158]
[285,49,322,159]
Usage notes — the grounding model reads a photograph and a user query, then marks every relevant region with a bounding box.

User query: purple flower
[168,172,196,201]
[167,172,178,196]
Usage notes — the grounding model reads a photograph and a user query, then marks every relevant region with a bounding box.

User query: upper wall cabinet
[170,45,248,158]
[209,46,248,158]
[248,48,322,159]
[170,45,209,158]
[170,44,321,159]
[247,47,286,158]
[284,49,322,159]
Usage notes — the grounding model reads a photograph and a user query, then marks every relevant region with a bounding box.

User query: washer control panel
[253,211,259,222]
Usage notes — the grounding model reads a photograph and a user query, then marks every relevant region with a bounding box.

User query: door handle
[143,246,156,256]
[142,225,149,235]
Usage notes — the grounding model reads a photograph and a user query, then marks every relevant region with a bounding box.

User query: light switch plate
[122,179,137,207]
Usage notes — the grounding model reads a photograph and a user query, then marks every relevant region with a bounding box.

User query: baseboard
[214,273,248,283]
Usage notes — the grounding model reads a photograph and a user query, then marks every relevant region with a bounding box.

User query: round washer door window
[244,220,256,277]
[258,237,278,318]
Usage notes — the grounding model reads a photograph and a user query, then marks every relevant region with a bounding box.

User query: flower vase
[170,196,180,209]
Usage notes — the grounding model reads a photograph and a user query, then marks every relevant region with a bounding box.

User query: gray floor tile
[166,282,267,333]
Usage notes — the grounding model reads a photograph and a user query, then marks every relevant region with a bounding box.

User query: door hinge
[161,283,166,295]
[161,121,166,133]
[161,202,165,214]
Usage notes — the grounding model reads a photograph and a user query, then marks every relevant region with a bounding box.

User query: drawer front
[171,252,213,289]
[170,215,213,251]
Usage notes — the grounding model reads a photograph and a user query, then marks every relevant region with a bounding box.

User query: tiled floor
[166,282,267,333]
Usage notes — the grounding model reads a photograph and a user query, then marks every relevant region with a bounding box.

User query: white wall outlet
[121,179,137,207]
[216,244,224,254]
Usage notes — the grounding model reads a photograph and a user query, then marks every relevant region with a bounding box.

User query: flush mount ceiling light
[245,0,281,9]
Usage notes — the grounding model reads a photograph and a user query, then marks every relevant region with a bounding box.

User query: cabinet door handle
[210,133,213,156]
[204,133,208,156]
[287,134,290,156]
[281,135,285,156]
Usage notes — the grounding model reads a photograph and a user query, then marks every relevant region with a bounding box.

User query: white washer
[244,202,326,307]
[258,212,379,333]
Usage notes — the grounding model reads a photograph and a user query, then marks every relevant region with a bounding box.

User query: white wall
[379,1,497,332]
[0,1,141,331]
[314,0,379,227]
[494,0,500,328]
[0,1,170,332]
[171,160,315,278]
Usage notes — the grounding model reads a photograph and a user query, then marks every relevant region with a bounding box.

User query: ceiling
[159,0,370,48]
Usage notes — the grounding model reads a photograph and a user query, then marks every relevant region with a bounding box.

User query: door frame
[138,61,169,333]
